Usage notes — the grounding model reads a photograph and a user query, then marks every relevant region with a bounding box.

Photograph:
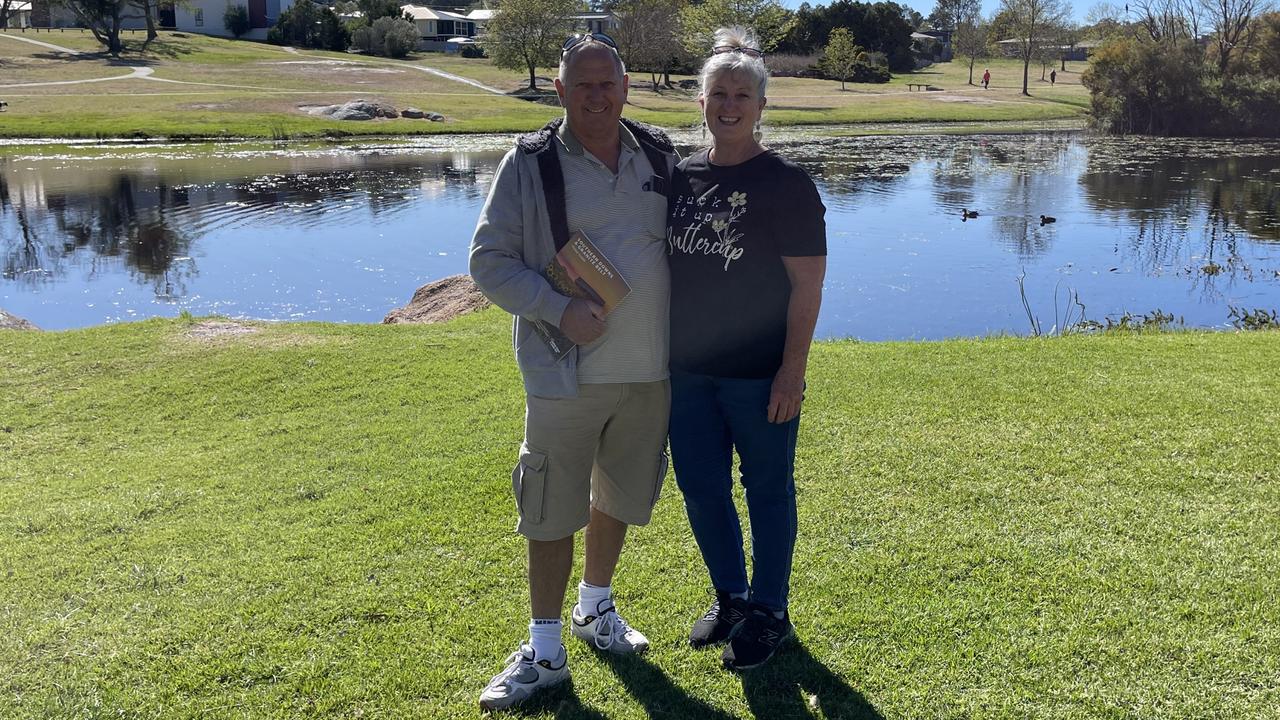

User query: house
[401,4,475,49]
[25,0,148,28]
[464,8,620,38]
[173,0,295,40]
[4,1,33,28]
[994,38,1100,61]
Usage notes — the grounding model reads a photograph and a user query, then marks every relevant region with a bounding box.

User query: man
[468,34,677,712]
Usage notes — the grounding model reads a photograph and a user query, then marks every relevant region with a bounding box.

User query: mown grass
[2,311,1278,718]
[1,31,1088,140]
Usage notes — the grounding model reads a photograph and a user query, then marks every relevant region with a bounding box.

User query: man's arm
[768,256,826,424]
[468,150,572,328]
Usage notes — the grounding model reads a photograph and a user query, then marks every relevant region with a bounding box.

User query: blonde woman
[666,26,827,670]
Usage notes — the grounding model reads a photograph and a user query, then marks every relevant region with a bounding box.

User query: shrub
[460,43,486,59]
[223,4,250,38]
[766,53,822,78]
[353,16,419,57]
[379,17,419,58]
[268,1,348,50]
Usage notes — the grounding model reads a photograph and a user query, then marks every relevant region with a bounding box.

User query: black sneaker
[690,591,749,648]
[722,604,794,671]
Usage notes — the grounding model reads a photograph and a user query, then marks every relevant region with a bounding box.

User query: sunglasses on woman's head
[562,32,618,55]
[713,45,763,58]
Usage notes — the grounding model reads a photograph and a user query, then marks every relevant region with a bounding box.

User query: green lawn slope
[2,312,1277,718]
[1,31,1087,140]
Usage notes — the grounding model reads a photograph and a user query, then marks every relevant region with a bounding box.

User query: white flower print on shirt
[668,186,749,271]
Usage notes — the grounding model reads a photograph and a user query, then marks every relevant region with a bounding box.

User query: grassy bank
[2,312,1278,718]
[1,31,1088,140]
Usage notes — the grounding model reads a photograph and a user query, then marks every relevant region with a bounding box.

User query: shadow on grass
[504,679,608,720]
[595,641,882,719]
[601,653,739,719]
[739,641,883,720]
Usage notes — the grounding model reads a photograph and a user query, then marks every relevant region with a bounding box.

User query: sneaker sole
[478,673,568,712]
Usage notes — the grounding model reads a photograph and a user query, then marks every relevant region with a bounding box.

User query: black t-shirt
[667,149,827,378]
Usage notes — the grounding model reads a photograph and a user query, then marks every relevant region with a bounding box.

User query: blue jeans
[669,369,800,612]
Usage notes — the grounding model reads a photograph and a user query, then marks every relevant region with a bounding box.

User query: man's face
[555,43,628,139]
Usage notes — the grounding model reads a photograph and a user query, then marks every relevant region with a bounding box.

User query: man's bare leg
[529,535,574,619]
[583,507,627,587]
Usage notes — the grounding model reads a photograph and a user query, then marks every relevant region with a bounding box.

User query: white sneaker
[478,642,568,712]
[570,599,650,654]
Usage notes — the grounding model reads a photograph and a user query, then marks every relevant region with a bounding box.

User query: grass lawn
[2,311,1278,718]
[1,31,1088,140]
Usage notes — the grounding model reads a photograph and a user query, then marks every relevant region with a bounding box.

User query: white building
[4,1,33,28]
[401,4,475,42]
[173,0,295,40]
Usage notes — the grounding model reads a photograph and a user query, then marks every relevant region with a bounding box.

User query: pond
[3,131,1279,340]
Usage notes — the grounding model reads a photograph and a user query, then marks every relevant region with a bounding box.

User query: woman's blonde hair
[698,26,769,98]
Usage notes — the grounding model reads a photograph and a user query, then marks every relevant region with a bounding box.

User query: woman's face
[700,68,766,145]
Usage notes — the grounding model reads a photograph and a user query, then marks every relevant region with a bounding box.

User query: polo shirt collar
[558,120,639,157]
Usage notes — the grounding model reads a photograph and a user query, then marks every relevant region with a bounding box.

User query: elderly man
[469,33,677,711]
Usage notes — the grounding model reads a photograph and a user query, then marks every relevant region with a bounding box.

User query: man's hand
[767,365,805,424]
[559,298,606,344]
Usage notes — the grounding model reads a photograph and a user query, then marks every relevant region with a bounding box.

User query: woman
[666,26,827,671]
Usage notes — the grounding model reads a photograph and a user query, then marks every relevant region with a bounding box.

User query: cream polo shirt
[556,121,670,384]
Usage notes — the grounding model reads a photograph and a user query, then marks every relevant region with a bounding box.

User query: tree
[224,4,251,38]
[358,0,403,24]
[901,4,925,27]
[1248,11,1280,74]
[820,27,863,88]
[268,0,351,50]
[485,0,579,91]
[952,13,990,83]
[614,0,690,87]
[1201,0,1273,76]
[129,0,159,45]
[928,0,979,29]
[53,0,139,56]
[681,0,794,53]
[998,0,1071,95]
[355,15,419,57]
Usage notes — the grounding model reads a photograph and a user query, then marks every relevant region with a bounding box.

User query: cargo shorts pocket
[650,451,669,508]
[511,448,548,524]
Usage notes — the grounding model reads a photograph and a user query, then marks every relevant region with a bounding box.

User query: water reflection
[1,145,499,327]
[2,135,1279,337]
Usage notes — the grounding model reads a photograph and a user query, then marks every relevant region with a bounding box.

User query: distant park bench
[907,83,931,91]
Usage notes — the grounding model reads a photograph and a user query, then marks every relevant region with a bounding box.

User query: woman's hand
[768,364,805,423]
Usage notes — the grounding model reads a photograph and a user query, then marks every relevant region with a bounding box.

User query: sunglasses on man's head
[713,45,763,58]
[562,32,618,55]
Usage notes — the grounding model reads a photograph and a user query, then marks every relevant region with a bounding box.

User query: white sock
[528,619,562,660]
[577,580,612,615]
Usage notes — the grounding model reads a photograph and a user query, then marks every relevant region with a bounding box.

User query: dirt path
[0,32,82,55]
[282,45,507,96]
[3,65,155,88]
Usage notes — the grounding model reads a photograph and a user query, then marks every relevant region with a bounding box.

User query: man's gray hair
[699,26,769,98]
[558,38,627,84]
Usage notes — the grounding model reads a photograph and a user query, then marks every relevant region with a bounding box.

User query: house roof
[465,9,495,20]
[401,4,470,22]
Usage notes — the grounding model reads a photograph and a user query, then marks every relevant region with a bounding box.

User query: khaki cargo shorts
[511,380,671,541]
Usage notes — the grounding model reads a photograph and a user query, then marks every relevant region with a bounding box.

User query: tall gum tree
[998,0,1071,95]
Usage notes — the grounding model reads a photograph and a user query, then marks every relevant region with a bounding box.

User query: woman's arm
[768,255,826,423]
